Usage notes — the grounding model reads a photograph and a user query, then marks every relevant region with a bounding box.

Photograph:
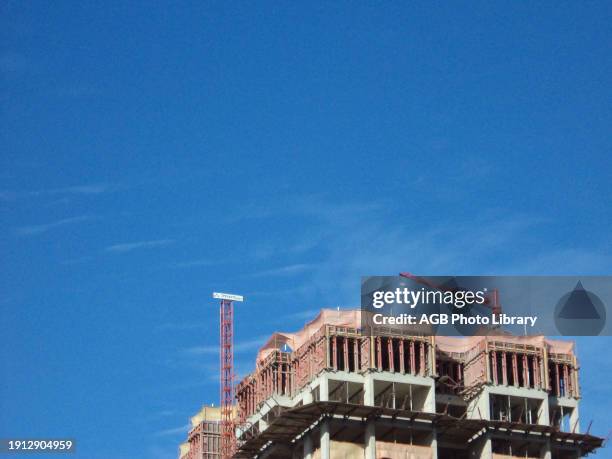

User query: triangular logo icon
[558,281,601,319]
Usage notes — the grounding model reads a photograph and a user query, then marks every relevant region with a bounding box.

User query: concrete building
[181,309,604,458]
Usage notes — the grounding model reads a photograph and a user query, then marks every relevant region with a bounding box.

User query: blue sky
[1,2,611,458]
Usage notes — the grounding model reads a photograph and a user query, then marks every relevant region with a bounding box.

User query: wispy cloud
[267,308,326,325]
[261,199,548,306]
[142,378,211,396]
[290,238,320,254]
[156,322,210,332]
[167,259,214,269]
[501,248,612,276]
[148,409,177,420]
[224,194,385,225]
[34,184,114,196]
[154,423,191,437]
[105,239,175,253]
[286,308,322,321]
[184,337,267,356]
[15,215,96,236]
[1,183,117,202]
[250,263,316,278]
[245,285,310,298]
[223,203,277,223]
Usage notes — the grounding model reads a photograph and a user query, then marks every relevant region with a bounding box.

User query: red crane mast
[213,292,243,459]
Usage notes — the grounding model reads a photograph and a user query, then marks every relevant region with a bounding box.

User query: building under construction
[180,406,221,459]
[181,309,604,459]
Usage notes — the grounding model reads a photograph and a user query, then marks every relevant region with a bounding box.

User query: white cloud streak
[15,215,96,236]
[154,423,191,437]
[156,322,210,332]
[105,239,175,253]
[33,184,114,195]
[184,337,267,356]
[250,263,316,278]
[1,183,117,201]
[262,199,548,307]
[285,308,322,321]
[167,259,214,269]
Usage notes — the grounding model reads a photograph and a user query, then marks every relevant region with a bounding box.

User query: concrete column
[540,439,552,459]
[480,436,493,459]
[424,379,436,413]
[537,398,550,426]
[259,419,268,431]
[570,404,580,433]
[468,387,490,420]
[364,373,375,406]
[363,373,376,459]
[430,428,438,459]
[320,419,330,459]
[303,388,313,405]
[319,375,329,402]
[469,434,491,459]
[364,419,376,459]
[303,434,313,459]
[479,438,492,459]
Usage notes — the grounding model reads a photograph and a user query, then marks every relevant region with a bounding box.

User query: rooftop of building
[255,308,575,363]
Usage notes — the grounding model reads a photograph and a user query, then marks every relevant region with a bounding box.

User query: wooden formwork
[236,323,580,426]
[326,324,361,374]
[548,351,579,398]
[461,338,548,396]
[458,337,580,400]
[365,335,435,376]
[236,376,256,424]
[292,326,327,392]
[185,421,220,459]
[236,350,292,422]
[237,325,438,422]
[487,340,547,391]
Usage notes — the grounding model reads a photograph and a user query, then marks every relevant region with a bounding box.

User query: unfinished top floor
[236,309,580,424]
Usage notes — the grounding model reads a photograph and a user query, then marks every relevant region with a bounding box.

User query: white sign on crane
[212,292,244,302]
